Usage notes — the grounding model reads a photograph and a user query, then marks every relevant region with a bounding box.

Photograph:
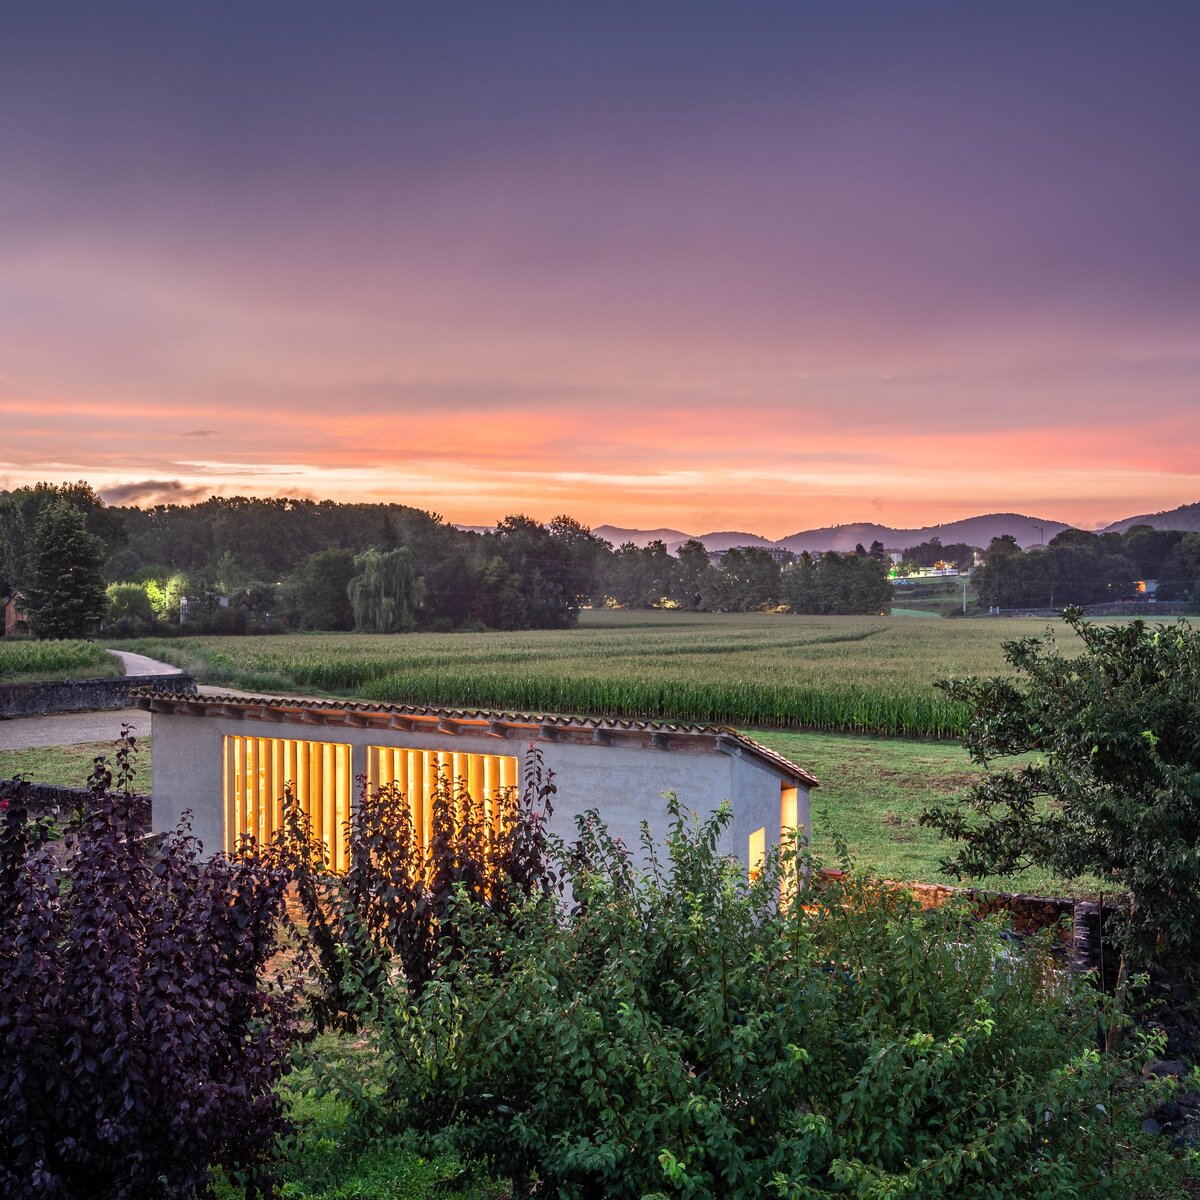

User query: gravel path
[0,708,151,750]
[0,649,180,750]
[107,648,185,677]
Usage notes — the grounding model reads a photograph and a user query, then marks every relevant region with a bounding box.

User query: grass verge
[0,740,152,788]
[0,639,120,683]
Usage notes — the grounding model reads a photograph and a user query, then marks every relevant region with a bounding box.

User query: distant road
[107,649,185,677]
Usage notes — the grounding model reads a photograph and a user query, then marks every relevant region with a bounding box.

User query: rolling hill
[590,502,1200,555]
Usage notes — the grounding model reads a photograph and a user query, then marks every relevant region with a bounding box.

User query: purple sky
[2,2,1197,535]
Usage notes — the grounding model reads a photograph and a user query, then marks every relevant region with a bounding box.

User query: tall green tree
[0,481,125,594]
[279,548,357,630]
[673,539,714,609]
[24,500,109,638]
[348,547,425,633]
[922,610,1200,964]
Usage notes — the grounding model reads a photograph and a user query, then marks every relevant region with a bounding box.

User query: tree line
[0,483,891,638]
[974,525,1200,610]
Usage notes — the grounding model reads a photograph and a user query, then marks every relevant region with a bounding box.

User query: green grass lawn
[0,740,152,789]
[210,1033,508,1199]
[750,728,1106,897]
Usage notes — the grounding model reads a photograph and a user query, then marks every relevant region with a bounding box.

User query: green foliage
[922,610,1200,960]
[701,546,783,611]
[783,552,893,615]
[210,1037,506,1200]
[0,639,117,683]
[104,580,156,634]
[143,572,186,620]
[325,804,1172,1199]
[105,580,154,621]
[350,547,426,633]
[281,548,358,631]
[270,752,558,1026]
[971,526,1178,610]
[902,537,976,570]
[23,500,109,639]
[0,481,125,595]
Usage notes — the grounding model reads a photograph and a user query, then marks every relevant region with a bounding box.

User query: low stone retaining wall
[819,869,1122,984]
[0,779,94,817]
[0,672,197,718]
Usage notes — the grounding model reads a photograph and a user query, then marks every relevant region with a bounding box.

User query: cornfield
[0,639,119,683]
[120,611,1070,739]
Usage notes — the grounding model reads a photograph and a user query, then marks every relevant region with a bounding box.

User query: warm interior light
[223,735,352,869]
[748,825,766,883]
[221,737,522,870]
[366,745,519,854]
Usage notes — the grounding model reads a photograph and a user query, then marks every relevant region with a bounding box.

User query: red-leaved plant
[0,732,297,1200]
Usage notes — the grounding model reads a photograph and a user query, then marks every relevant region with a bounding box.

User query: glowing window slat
[365,745,519,851]
[748,826,766,883]
[222,735,352,870]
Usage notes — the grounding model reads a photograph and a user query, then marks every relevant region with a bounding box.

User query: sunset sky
[2,2,1198,538]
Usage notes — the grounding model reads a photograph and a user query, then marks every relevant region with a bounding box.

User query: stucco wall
[150,712,809,870]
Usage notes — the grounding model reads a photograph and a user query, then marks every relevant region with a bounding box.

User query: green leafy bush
[323,802,1174,1199]
[271,751,558,1027]
[922,610,1200,962]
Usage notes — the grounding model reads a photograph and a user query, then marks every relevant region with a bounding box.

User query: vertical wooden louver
[221,735,520,870]
[223,736,352,870]
[365,745,519,851]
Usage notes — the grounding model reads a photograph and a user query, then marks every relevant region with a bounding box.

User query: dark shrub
[272,749,558,1026]
[0,735,297,1199]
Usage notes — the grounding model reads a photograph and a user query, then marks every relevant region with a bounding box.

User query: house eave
[134,689,819,788]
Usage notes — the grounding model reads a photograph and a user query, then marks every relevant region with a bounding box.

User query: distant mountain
[777,513,1071,553]
[676,530,775,553]
[556,503,1200,555]
[594,525,692,548]
[1100,501,1200,535]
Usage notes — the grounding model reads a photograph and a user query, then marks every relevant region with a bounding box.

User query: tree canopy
[922,610,1200,961]
[23,500,108,639]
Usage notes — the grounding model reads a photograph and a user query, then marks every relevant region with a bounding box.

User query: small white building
[139,692,817,876]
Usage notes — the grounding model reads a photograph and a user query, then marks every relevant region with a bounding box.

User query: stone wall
[0,673,196,718]
[819,869,1122,983]
[0,778,93,817]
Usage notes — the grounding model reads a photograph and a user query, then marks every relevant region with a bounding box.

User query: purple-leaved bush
[0,732,297,1200]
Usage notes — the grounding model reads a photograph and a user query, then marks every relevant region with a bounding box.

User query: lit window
[224,735,351,869]
[748,826,766,882]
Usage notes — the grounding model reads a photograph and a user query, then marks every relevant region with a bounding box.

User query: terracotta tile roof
[134,689,819,788]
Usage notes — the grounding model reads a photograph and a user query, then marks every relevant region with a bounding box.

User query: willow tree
[348,547,424,633]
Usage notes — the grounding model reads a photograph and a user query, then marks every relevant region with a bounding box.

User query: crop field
[0,639,119,683]
[116,610,1072,737]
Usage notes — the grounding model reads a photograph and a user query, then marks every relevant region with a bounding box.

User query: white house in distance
[138,691,817,875]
